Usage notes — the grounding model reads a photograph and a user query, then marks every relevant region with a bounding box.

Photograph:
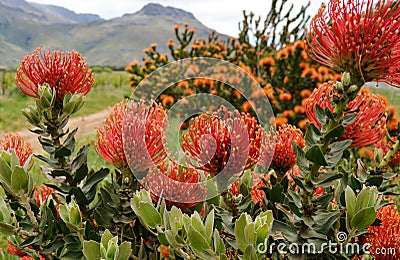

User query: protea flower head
[122,100,168,175]
[259,124,305,175]
[307,0,400,86]
[95,101,127,170]
[33,184,57,208]
[0,133,33,169]
[181,106,263,177]
[304,81,387,147]
[96,100,168,173]
[143,159,206,210]
[363,204,400,260]
[15,46,94,99]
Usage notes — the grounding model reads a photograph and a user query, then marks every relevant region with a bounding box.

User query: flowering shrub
[1,0,400,259]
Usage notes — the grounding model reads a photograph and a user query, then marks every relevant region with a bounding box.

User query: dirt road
[14,108,112,152]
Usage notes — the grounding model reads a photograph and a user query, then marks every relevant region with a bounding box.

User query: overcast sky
[27,0,325,36]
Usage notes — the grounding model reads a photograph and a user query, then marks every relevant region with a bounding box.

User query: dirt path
[15,108,112,152]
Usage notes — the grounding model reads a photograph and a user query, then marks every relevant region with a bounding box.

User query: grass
[367,83,400,111]
[0,71,132,133]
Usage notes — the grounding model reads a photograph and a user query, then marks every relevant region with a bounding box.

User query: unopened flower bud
[342,72,351,87]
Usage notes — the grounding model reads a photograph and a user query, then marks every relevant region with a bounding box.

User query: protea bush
[1,0,400,259]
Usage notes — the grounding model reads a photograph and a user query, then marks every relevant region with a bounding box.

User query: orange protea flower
[15,47,94,99]
[143,160,206,210]
[158,245,171,259]
[307,0,400,86]
[95,101,127,169]
[363,204,400,259]
[259,124,305,175]
[123,100,168,174]
[182,106,263,176]
[96,100,168,172]
[0,133,33,169]
[304,81,387,147]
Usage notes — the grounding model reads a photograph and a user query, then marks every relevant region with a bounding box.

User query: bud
[342,72,351,87]
[59,200,82,231]
[347,84,358,94]
[335,82,344,93]
[374,148,383,164]
[37,84,56,109]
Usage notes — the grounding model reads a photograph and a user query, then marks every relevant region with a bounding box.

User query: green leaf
[138,202,161,229]
[343,113,358,126]
[11,166,29,193]
[204,209,214,244]
[351,207,377,230]
[0,156,12,184]
[235,213,250,251]
[311,172,343,186]
[293,143,310,175]
[315,104,326,126]
[306,145,328,166]
[213,230,225,254]
[345,187,356,218]
[244,245,257,260]
[326,140,352,167]
[83,241,101,260]
[355,186,378,212]
[188,227,210,252]
[116,241,132,260]
[324,125,345,140]
[305,122,323,146]
[0,222,16,235]
[164,230,183,248]
[101,229,114,249]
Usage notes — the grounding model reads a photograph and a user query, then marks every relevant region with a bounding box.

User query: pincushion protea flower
[96,100,168,172]
[307,0,400,86]
[143,160,206,210]
[259,124,305,175]
[181,106,263,176]
[15,46,94,99]
[95,101,127,169]
[304,81,387,147]
[122,100,168,174]
[362,204,400,260]
[0,133,33,169]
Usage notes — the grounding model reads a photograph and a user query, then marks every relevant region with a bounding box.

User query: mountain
[0,1,227,68]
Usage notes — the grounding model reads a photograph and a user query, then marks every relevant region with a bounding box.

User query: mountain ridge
[0,1,227,68]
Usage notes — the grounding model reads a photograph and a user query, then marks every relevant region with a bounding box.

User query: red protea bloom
[181,106,263,176]
[259,124,305,175]
[304,81,387,147]
[0,133,33,169]
[96,100,168,172]
[307,0,400,86]
[15,46,94,99]
[143,160,206,210]
[375,138,400,166]
[363,204,400,259]
[122,100,168,174]
[95,101,127,169]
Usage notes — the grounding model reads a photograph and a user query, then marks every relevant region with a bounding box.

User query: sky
[27,0,325,37]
